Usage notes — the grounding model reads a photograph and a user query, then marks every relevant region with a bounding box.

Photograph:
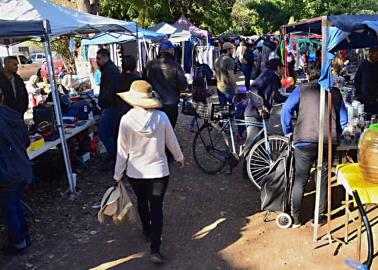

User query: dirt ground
[1,75,378,270]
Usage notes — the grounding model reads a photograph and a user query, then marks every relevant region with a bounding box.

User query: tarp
[173,15,208,37]
[319,15,378,91]
[149,21,191,41]
[282,15,378,91]
[0,19,47,45]
[81,29,165,46]
[0,0,135,36]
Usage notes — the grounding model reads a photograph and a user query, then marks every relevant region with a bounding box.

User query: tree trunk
[77,0,100,15]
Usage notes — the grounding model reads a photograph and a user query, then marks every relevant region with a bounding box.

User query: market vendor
[281,64,348,228]
[355,47,378,114]
[0,56,29,115]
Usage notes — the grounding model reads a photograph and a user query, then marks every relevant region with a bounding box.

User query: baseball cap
[160,40,175,49]
[237,86,248,94]
[222,42,235,50]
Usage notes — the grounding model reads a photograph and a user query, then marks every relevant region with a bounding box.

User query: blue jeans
[99,108,118,159]
[241,64,252,90]
[217,90,235,106]
[0,183,28,246]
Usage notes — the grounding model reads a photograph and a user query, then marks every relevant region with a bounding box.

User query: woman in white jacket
[114,80,184,264]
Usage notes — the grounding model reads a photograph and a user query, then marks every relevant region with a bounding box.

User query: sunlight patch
[89,252,145,270]
[192,218,226,240]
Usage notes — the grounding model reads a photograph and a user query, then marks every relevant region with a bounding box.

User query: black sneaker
[150,252,165,264]
[311,215,327,227]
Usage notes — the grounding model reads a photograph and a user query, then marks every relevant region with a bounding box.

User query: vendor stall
[0,0,144,193]
[281,15,378,244]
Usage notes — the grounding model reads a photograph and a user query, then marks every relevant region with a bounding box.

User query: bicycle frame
[202,117,272,162]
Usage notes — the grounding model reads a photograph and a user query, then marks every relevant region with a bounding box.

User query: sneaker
[150,252,165,264]
[311,215,327,227]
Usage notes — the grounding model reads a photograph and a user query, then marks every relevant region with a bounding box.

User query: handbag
[97,181,136,224]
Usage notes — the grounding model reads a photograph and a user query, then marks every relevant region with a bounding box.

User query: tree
[77,0,100,14]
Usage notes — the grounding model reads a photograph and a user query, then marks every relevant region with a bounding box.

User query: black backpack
[243,48,254,66]
[192,66,209,103]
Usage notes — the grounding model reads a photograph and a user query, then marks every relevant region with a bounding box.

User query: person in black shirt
[0,56,28,115]
[116,55,141,130]
[96,49,121,167]
[355,47,378,114]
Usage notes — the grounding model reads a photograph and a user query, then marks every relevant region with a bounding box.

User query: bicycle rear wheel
[246,135,289,190]
[193,123,229,174]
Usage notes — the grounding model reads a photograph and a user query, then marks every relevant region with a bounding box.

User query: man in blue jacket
[281,68,348,228]
[0,88,32,255]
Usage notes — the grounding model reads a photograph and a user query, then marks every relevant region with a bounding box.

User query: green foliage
[52,0,378,36]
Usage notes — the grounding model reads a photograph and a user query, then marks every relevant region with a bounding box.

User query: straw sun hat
[117,80,162,109]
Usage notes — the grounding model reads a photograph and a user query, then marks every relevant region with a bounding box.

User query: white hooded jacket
[114,108,184,180]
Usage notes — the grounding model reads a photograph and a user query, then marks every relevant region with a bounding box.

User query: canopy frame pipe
[42,20,76,193]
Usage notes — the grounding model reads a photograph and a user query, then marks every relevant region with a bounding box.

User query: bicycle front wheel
[246,135,289,190]
[192,123,229,174]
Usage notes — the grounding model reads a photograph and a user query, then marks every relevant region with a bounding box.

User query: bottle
[359,124,378,183]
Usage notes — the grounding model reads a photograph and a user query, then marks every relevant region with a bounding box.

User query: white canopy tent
[0,0,141,193]
[0,0,136,36]
[149,22,191,42]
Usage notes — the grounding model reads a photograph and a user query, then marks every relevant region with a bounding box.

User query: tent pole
[136,21,141,72]
[313,16,328,242]
[42,21,76,193]
[326,91,333,245]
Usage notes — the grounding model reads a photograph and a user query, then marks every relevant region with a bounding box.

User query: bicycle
[189,101,289,190]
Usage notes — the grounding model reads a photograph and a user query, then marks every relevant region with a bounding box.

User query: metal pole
[326,90,333,245]
[135,21,141,72]
[313,16,328,241]
[42,21,76,193]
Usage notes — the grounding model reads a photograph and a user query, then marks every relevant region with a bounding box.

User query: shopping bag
[97,181,136,224]
[113,181,137,224]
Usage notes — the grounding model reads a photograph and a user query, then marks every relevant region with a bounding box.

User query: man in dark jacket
[96,49,121,164]
[355,47,378,114]
[143,40,188,128]
[244,57,285,151]
[0,88,32,255]
[0,56,28,115]
[281,68,348,228]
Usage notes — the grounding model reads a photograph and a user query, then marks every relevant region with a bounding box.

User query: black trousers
[128,176,169,253]
[160,104,178,128]
[292,144,330,224]
[160,104,178,160]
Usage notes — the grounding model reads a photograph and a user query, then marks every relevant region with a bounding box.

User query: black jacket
[143,52,188,105]
[355,59,378,114]
[0,71,28,114]
[0,105,32,186]
[98,60,121,109]
[245,68,282,117]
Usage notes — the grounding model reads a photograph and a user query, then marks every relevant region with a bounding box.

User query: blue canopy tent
[281,15,378,242]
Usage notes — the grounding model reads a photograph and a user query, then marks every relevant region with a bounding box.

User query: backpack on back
[192,66,209,103]
[243,48,254,66]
